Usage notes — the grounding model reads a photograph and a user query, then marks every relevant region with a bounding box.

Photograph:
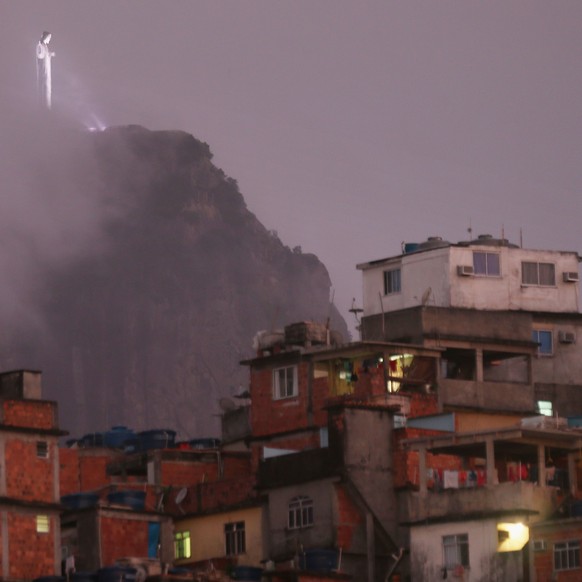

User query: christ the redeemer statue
[36,31,54,109]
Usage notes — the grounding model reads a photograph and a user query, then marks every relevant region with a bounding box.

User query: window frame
[383,268,402,295]
[288,495,314,530]
[532,329,553,356]
[174,531,191,560]
[554,540,580,571]
[36,441,49,459]
[472,251,500,277]
[225,521,246,556]
[521,261,556,287]
[443,533,469,570]
[36,515,50,534]
[273,366,298,400]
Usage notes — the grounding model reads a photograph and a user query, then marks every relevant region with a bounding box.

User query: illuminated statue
[36,31,54,109]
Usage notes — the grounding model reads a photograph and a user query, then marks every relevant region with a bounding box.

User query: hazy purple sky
[2,2,582,333]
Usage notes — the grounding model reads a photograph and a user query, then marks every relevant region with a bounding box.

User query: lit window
[384,269,401,295]
[288,496,314,529]
[36,515,49,533]
[554,540,580,571]
[473,252,500,276]
[532,330,553,356]
[36,441,49,459]
[273,366,298,400]
[174,531,191,559]
[537,400,553,416]
[225,521,245,556]
[443,534,469,570]
[522,262,555,286]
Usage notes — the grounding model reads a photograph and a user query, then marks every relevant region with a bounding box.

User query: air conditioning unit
[457,265,474,277]
[533,540,547,552]
[563,272,579,283]
[559,331,576,344]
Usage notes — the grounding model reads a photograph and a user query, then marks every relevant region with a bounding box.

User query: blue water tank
[107,490,146,510]
[61,493,100,510]
[300,549,339,572]
[230,566,263,581]
[403,243,420,254]
[568,416,582,428]
[137,429,176,451]
[571,501,582,517]
[104,426,136,449]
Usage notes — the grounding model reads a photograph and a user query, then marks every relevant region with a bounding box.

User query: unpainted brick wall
[5,438,56,502]
[100,515,149,565]
[335,484,363,551]
[7,512,57,579]
[2,400,57,429]
[533,525,582,582]
[59,447,80,495]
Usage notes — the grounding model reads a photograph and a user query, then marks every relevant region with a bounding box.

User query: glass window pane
[473,252,487,274]
[522,262,538,285]
[486,253,500,275]
[539,263,555,286]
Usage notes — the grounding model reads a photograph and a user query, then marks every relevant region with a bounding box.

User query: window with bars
[36,441,49,459]
[522,262,556,286]
[288,496,314,529]
[36,515,49,533]
[554,540,580,571]
[174,531,191,559]
[225,521,245,556]
[443,533,469,570]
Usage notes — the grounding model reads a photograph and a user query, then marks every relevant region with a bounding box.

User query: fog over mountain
[0,105,347,439]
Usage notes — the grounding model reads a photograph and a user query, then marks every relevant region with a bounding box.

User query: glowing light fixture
[497,522,529,552]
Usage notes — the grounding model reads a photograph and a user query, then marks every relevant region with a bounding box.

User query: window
[384,268,401,295]
[36,515,49,533]
[225,521,245,556]
[36,441,48,459]
[443,534,469,570]
[473,252,500,276]
[273,366,298,399]
[288,496,314,529]
[522,262,556,286]
[174,531,191,559]
[554,540,580,571]
[537,400,553,416]
[532,330,553,356]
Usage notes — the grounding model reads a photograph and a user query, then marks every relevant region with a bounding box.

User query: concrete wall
[410,518,524,582]
[399,482,557,524]
[175,505,265,567]
[266,478,338,560]
[439,379,534,413]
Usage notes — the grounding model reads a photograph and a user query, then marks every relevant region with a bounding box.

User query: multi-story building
[0,369,66,580]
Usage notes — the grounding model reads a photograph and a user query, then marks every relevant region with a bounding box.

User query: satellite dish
[219,397,236,412]
[175,488,188,505]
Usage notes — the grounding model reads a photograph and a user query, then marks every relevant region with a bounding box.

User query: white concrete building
[357,234,580,317]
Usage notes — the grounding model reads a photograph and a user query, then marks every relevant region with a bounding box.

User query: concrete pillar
[418,446,427,495]
[366,511,375,582]
[476,348,483,382]
[538,445,546,487]
[568,452,578,496]
[485,438,495,485]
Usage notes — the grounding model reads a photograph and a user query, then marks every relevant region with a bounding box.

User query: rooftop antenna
[36,31,54,109]
[467,218,473,240]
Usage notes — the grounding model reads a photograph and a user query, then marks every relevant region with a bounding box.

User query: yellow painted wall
[456,412,522,432]
[175,506,264,567]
